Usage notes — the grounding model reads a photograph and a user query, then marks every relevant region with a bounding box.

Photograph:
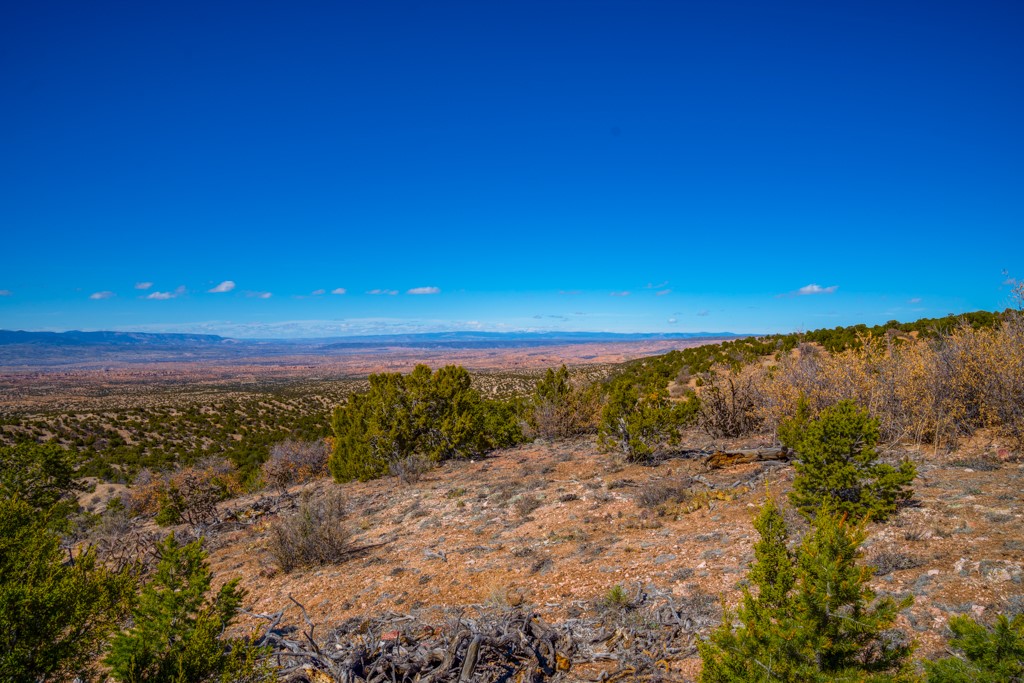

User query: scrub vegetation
[1,296,1023,679]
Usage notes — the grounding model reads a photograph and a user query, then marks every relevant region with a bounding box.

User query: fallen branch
[704,447,790,470]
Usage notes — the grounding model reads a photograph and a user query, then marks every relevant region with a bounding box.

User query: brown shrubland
[261,438,330,491]
[753,314,1024,449]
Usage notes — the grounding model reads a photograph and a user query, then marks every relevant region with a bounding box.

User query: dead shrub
[697,371,760,437]
[261,439,329,491]
[758,318,1024,449]
[525,367,601,439]
[949,456,1001,471]
[634,479,692,509]
[388,453,434,484]
[124,458,239,530]
[869,550,923,576]
[513,494,543,518]
[154,469,224,529]
[528,395,600,439]
[84,500,162,574]
[123,468,164,517]
[267,489,350,573]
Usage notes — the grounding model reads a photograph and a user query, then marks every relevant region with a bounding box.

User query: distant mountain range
[0,329,747,368]
[316,331,744,349]
[0,329,744,349]
[0,330,228,347]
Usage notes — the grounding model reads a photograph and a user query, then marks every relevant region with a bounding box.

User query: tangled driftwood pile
[246,586,719,682]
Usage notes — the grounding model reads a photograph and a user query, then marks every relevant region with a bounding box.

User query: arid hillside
[98,431,1023,681]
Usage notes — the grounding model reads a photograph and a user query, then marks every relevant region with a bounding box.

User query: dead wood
[244,584,716,682]
[704,446,790,470]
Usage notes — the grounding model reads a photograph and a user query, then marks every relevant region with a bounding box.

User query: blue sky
[1,0,1022,338]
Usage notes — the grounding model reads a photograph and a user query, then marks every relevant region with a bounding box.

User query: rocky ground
[152,432,1024,680]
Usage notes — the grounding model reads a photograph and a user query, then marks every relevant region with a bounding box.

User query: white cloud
[208,280,235,293]
[367,289,398,295]
[0,290,11,297]
[331,288,347,295]
[667,317,678,324]
[656,289,671,296]
[790,283,839,296]
[311,289,326,296]
[246,291,272,299]
[645,281,669,289]
[908,297,922,304]
[407,286,440,295]
[610,291,630,297]
[147,285,185,300]
[89,291,115,300]
[134,282,153,290]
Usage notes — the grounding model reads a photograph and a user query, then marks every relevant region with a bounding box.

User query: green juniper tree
[925,613,1024,682]
[329,365,521,482]
[793,511,915,679]
[407,364,486,460]
[0,497,135,682]
[698,496,801,681]
[104,535,269,683]
[0,442,82,516]
[783,400,915,522]
[598,381,696,463]
[699,499,915,682]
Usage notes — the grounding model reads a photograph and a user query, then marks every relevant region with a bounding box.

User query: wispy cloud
[610,291,630,297]
[367,289,399,296]
[89,291,115,300]
[246,291,272,299]
[645,281,669,289]
[908,297,922,304]
[0,290,11,297]
[407,286,440,295]
[656,289,671,296]
[147,285,186,300]
[780,283,839,298]
[208,280,235,293]
[697,310,710,317]
[558,290,581,295]
[796,283,838,296]
[331,288,347,295]
[667,317,678,324]
[134,282,153,290]
[311,289,326,296]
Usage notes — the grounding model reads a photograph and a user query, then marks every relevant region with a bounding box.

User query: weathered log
[704,447,790,470]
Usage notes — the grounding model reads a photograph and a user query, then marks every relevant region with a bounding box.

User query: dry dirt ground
[178,433,1024,681]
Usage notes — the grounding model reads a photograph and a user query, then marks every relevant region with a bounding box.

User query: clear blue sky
[2,1,1021,338]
